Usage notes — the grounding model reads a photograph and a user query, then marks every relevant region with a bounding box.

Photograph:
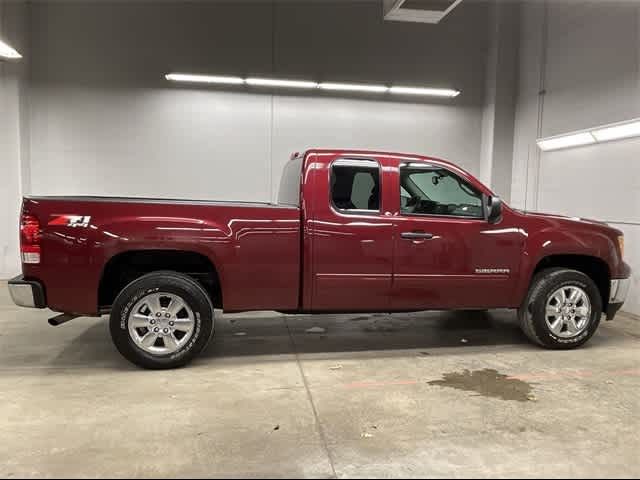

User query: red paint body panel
[20,148,630,316]
[22,198,301,314]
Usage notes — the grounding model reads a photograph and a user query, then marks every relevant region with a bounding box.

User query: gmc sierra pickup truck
[9,149,631,368]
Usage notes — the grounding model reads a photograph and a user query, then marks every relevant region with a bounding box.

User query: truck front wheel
[109,271,214,369]
[518,268,602,349]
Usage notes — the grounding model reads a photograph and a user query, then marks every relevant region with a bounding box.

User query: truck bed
[21,195,301,315]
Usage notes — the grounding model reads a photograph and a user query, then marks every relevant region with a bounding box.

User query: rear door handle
[401,231,434,240]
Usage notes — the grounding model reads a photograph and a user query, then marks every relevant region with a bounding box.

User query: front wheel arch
[527,254,610,313]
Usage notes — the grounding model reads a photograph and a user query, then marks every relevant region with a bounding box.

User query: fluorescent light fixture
[165,73,244,85]
[592,120,640,142]
[537,132,595,151]
[165,73,462,99]
[390,86,460,97]
[319,82,389,93]
[0,39,22,59]
[245,78,318,89]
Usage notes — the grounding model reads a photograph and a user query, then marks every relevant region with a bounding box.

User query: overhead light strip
[319,82,389,93]
[246,77,318,89]
[537,117,640,151]
[0,39,22,59]
[165,73,244,84]
[165,73,460,98]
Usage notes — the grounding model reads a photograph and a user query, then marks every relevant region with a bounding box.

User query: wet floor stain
[427,368,535,402]
[364,323,399,333]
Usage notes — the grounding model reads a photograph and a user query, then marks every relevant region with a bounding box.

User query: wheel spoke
[549,317,564,334]
[552,293,563,306]
[163,333,178,350]
[558,288,567,304]
[141,332,159,347]
[173,317,194,333]
[568,288,580,303]
[130,313,150,328]
[546,305,559,316]
[167,296,186,317]
[575,305,589,317]
[145,294,162,315]
[565,317,579,334]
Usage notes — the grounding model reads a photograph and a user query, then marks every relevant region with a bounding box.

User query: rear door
[309,155,393,311]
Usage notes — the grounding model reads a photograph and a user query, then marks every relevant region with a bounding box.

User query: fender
[513,217,620,306]
[92,214,230,312]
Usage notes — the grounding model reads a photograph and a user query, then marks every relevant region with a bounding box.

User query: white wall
[0,1,491,279]
[25,1,488,204]
[511,1,640,316]
[0,0,28,279]
[479,1,518,202]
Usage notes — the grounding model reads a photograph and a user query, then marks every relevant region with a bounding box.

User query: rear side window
[278,156,303,207]
[331,159,380,212]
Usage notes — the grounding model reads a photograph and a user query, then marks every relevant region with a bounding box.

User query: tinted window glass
[331,160,380,212]
[400,166,483,218]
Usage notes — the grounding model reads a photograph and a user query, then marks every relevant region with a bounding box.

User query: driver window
[399,166,483,218]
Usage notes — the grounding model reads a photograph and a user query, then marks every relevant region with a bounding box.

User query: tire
[110,271,214,369]
[518,268,602,349]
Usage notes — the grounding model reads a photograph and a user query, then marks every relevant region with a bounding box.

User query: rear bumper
[8,275,46,309]
[606,277,631,320]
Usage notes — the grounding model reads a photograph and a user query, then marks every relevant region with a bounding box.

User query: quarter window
[331,159,380,212]
[399,165,483,218]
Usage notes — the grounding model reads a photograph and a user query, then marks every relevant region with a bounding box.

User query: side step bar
[48,313,80,326]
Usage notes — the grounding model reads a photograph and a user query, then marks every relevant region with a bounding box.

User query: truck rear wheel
[518,268,602,349]
[109,271,214,369]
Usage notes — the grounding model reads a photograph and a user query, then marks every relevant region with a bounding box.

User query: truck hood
[514,208,623,236]
[519,210,608,226]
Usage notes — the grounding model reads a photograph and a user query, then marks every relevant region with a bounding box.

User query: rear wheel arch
[98,249,223,310]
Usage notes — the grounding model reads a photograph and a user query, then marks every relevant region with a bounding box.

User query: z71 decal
[48,215,92,228]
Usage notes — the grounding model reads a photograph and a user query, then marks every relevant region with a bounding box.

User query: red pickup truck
[9,149,631,368]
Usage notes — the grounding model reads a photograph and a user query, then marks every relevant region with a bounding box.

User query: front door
[310,156,393,311]
[391,162,522,310]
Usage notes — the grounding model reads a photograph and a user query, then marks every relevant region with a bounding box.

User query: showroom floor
[0,282,638,479]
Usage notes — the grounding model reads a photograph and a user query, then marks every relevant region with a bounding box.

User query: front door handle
[401,231,434,240]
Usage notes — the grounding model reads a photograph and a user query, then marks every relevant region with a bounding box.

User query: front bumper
[8,275,46,309]
[606,277,631,320]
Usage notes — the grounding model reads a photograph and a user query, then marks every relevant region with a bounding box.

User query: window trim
[398,163,486,221]
[329,157,382,216]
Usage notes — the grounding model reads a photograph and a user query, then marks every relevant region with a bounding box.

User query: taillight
[20,213,41,264]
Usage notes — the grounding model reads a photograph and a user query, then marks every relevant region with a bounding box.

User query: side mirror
[486,195,502,224]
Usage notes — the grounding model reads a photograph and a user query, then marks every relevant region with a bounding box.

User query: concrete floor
[0,282,638,479]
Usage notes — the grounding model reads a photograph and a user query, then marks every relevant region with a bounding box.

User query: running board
[48,313,80,326]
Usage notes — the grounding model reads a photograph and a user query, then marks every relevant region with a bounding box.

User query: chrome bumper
[610,278,630,304]
[8,276,46,309]
[606,277,630,320]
